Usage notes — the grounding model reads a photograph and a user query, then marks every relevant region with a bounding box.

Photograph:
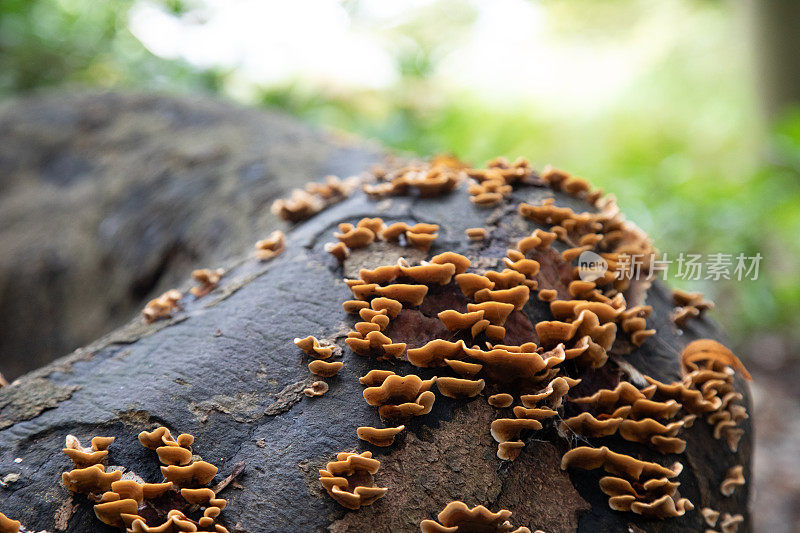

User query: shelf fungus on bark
[720,465,745,497]
[62,434,115,468]
[436,377,485,399]
[190,268,224,298]
[420,500,533,533]
[62,464,123,494]
[254,230,286,261]
[272,175,358,222]
[520,376,580,409]
[308,360,343,377]
[455,273,495,299]
[363,374,437,420]
[294,335,335,359]
[325,241,350,263]
[561,446,683,480]
[407,339,467,367]
[142,289,182,323]
[160,461,218,487]
[356,425,405,447]
[304,381,330,397]
[466,227,487,241]
[0,513,21,533]
[319,451,387,510]
[488,393,514,408]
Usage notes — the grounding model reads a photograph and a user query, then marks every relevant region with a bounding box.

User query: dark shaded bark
[0,150,751,531]
[0,91,381,380]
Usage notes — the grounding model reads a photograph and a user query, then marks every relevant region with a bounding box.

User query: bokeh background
[1,0,798,530]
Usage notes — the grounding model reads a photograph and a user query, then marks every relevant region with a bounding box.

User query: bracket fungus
[294,335,335,359]
[190,268,224,298]
[319,451,387,510]
[420,501,533,533]
[142,289,182,323]
[304,381,330,397]
[62,464,123,494]
[308,359,343,377]
[254,230,286,261]
[356,425,405,447]
[436,377,485,399]
[0,514,20,533]
[363,374,437,419]
[62,434,115,468]
[466,227,487,241]
[720,465,745,497]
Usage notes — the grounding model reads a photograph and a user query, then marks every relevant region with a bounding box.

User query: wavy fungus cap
[62,434,115,468]
[356,425,405,447]
[0,513,21,533]
[319,451,387,510]
[561,446,682,481]
[62,464,122,494]
[420,501,532,533]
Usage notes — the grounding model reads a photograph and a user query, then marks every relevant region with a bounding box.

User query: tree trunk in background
[751,0,800,120]
[0,91,381,381]
[0,97,752,529]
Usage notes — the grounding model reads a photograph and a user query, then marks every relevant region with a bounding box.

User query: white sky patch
[129,0,685,109]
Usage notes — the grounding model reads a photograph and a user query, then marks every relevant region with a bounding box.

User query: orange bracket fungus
[420,501,533,533]
[294,335,335,359]
[304,381,330,397]
[190,268,224,298]
[141,289,182,323]
[319,451,387,509]
[254,230,286,260]
[356,425,405,447]
[720,465,745,497]
[62,434,115,468]
[308,360,343,377]
[363,374,437,419]
[0,513,21,533]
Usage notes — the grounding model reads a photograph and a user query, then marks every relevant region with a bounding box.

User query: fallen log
[0,108,751,532]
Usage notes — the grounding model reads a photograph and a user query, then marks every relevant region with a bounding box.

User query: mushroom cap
[558,412,623,438]
[421,501,531,533]
[560,446,682,480]
[94,497,139,527]
[488,393,514,408]
[160,461,218,487]
[455,273,495,298]
[304,381,330,397]
[156,445,193,466]
[429,252,471,275]
[356,425,405,447]
[308,360,343,377]
[181,487,227,509]
[407,339,466,367]
[466,302,515,326]
[0,513,21,533]
[363,374,436,406]
[436,377,485,399]
[62,464,123,494]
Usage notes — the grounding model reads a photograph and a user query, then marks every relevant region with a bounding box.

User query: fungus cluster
[272,175,359,222]
[318,451,387,509]
[190,268,224,298]
[364,155,463,198]
[702,507,744,533]
[59,427,231,532]
[305,155,752,524]
[326,217,440,264]
[561,447,692,518]
[142,289,182,323]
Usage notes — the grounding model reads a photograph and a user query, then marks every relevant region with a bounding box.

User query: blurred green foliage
[0,0,797,354]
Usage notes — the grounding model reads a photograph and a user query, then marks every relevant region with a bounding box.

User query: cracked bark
[0,96,751,532]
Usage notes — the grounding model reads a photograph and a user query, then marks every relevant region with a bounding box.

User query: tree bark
[0,94,751,532]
